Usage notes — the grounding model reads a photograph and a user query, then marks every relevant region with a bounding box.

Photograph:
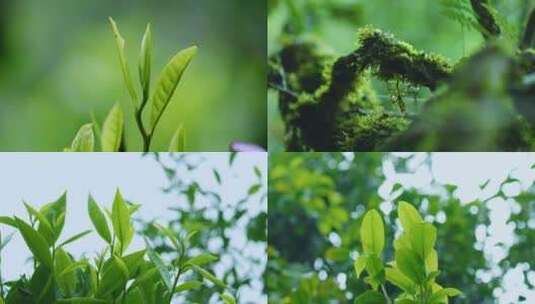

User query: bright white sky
[0,152,267,303]
[380,153,535,304]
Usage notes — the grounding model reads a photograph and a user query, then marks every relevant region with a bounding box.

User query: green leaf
[426,249,439,272]
[154,223,181,251]
[0,216,17,228]
[185,253,218,267]
[248,184,262,195]
[139,23,152,97]
[168,124,186,152]
[395,247,426,284]
[111,189,133,253]
[191,264,226,288]
[174,280,202,293]
[149,46,198,133]
[398,201,423,231]
[70,124,95,152]
[14,217,53,269]
[23,202,55,246]
[144,237,172,290]
[109,17,138,103]
[429,287,462,303]
[354,290,385,304]
[101,103,124,152]
[55,298,108,304]
[87,195,112,244]
[385,267,416,293]
[54,248,77,296]
[354,255,367,278]
[40,191,67,242]
[97,255,129,297]
[122,249,146,276]
[58,230,92,248]
[360,210,385,255]
[213,169,222,184]
[220,292,236,304]
[129,267,159,290]
[408,222,437,260]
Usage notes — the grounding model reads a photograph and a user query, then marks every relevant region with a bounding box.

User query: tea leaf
[56,298,108,303]
[360,210,384,255]
[169,124,186,152]
[408,222,437,260]
[58,230,92,248]
[122,249,146,276]
[129,267,159,290]
[385,267,416,293]
[0,216,18,228]
[149,46,197,133]
[87,195,112,244]
[70,124,95,152]
[109,17,138,103]
[101,103,124,152]
[191,264,226,288]
[354,290,384,303]
[354,255,367,278]
[55,248,77,296]
[111,189,133,253]
[97,255,129,297]
[40,191,67,242]
[398,201,423,231]
[23,202,55,246]
[144,237,173,290]
[395,247,426,284]
[220,292,236,304]
[139,23,152,97]
[185,253,218,267]
[14,217,53,269]
[174,280,202,293]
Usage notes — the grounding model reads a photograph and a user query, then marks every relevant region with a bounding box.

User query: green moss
[353,26,453,90]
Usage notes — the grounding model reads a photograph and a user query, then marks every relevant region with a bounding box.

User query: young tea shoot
[65,18,195,152]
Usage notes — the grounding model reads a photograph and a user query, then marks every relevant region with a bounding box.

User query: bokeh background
[268,153,535,303]
[0,0,266,151]
[0,152,267,303]
[268,0,535,151]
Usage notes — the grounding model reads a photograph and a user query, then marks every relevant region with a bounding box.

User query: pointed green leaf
[109,17,138,103]
[23,202,55,246]
[354,255,367,278]
[395,247,426,284]
[191,264,226,288]
[101,103,124,152]
[360,210,384,255]
[220,293,236,304]
[144,237,172,290]
[40,191,67,242]
[58,230,92,248]
[174,280,202,293]
[385,267,416,293]
[168,125,186,152]
[54,248,76,296]
[0,216,17,228]
[409,222,437,260]
[149,46,197,132]
[87,195,112,243]
[97,255,129,297]
[354,290,385,304]
[139,23,152,97]
[398,201,423,231]
[14,217,53,269]
[185,253,218,267]
[70,124,95,152]
[111,189,133,253]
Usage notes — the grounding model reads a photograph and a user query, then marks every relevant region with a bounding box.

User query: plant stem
[380,284,392,304]
[135,90,152,152]
[167,268,183,304]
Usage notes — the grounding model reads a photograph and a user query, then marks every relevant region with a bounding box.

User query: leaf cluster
[0,191,235,304]
[66,18,194,152]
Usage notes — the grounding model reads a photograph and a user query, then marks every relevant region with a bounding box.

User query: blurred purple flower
[230,141,266,152]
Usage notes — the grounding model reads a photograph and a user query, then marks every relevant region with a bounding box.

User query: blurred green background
[0,0,266,151]
[268,0,534,151]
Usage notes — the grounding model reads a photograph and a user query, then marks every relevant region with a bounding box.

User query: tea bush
[0,191,235,304]
[355,202,460,303]
[65,18,195,152]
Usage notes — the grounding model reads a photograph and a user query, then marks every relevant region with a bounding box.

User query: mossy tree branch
[470,0,501,40]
